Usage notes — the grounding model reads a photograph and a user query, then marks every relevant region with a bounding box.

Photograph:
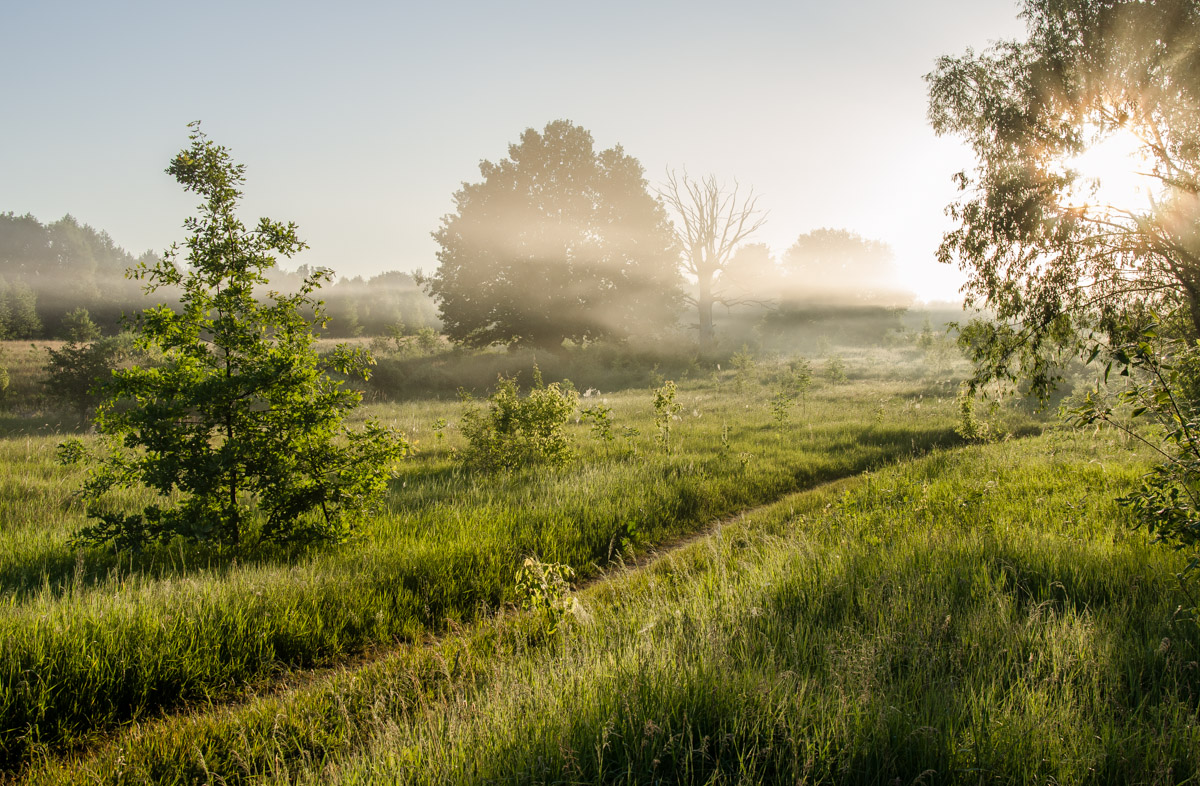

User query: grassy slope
[26,430,1200,785]
[0,372,980,771]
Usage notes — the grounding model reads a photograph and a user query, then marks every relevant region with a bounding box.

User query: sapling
[652,380,682,452]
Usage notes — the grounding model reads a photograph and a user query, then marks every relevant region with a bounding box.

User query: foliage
[0,357,11,402]
[369,324,441,359]
[579,402,614,442]
[426,120,682,349]
[0,371,982,770]
[43,332,138,419]
[786,357,813,398]
[783,228,910,306]
[730,345,757,392]
[770,389,795,433]
[955,387,997,444]
[367,338,707,401]
[718,243,782,304]
[59,307,102,342]
[826,354,847,384]
[459,370,578,472]
[1071,320,1200,593]
[20,434,1194,785]
[60,124,409,549]
[930,0,1200,601]
[0,212,156,336]
[513,557,579,634]
[769,363,811,432]
[927,0,1200,394]
[652,379,682,451]
[0,278,42,339]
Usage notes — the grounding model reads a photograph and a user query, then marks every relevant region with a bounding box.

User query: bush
[459,370,578,472]
[44,332,139,420]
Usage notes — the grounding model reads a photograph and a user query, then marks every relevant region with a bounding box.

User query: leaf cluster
[928,0,1200,387]
[63,124,409,549]
[459,371,578,472]
[1070,318,1200,590]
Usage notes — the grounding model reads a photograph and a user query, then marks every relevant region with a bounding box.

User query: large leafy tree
[927,0,1200,391]
[62,124,409,549]
[427,120,682,349]
[929,0,1200,592]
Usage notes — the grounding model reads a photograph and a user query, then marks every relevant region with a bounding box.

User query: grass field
[4,338,1197,783]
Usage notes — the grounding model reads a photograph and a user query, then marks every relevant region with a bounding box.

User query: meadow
[3,337,1196,783]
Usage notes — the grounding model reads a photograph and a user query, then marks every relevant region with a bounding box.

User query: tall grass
[0,372,984,771]
[25,431,1196,784]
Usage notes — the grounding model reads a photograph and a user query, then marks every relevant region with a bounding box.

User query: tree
[0,212,151,335]
[927,0,1200,393]
[783,228,908,306]
[929,0,1200,594]
[426,120,682,350]
[45,332,137,421]
[719,243,785,305]
[60,307,102,342]
[60,124,409,549]
[659,171,767,345]
[0,279,42,339]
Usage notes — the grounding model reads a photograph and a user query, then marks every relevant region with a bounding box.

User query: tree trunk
[697,275,714,346]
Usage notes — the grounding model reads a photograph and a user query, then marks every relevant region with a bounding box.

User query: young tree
[44,332,137,421]
[61,124,409,549]
[426,120,682,350]
[60,306,102,342]
[659,171,767,345]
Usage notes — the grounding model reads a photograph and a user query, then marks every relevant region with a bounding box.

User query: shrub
[513,557,579,634]
[44,332,138,420]
[459,370,578,472]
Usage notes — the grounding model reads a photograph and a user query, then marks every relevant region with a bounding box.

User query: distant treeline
[0,212,152,337]
[265,267,438,338]
[0,213,438,338]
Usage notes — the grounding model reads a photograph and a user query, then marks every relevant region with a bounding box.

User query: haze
[2,0,1026,303]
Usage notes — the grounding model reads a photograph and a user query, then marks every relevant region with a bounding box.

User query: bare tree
[659,171,768,345]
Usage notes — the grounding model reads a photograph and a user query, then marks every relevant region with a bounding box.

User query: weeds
[513,557,579,634]
[652,380,682,453]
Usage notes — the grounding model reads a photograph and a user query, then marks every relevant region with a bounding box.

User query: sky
[2,0,1029,303]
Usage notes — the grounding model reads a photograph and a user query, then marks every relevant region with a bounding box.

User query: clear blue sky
[3,0,1027,301]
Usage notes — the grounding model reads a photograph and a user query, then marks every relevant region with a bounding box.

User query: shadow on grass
[0,412,91,438]
[0,528,330,601]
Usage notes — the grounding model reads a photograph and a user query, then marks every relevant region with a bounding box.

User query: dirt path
[16,455,920,781]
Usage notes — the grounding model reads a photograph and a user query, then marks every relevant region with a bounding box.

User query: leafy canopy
[427,120,682,350]
[927,0,1200,392]
[930,0,1200,604]
[61,123,409,549]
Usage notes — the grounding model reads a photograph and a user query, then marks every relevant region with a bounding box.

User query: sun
[1062,125,1157,217]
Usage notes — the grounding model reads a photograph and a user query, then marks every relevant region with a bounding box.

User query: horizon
[3,0,1027,304]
